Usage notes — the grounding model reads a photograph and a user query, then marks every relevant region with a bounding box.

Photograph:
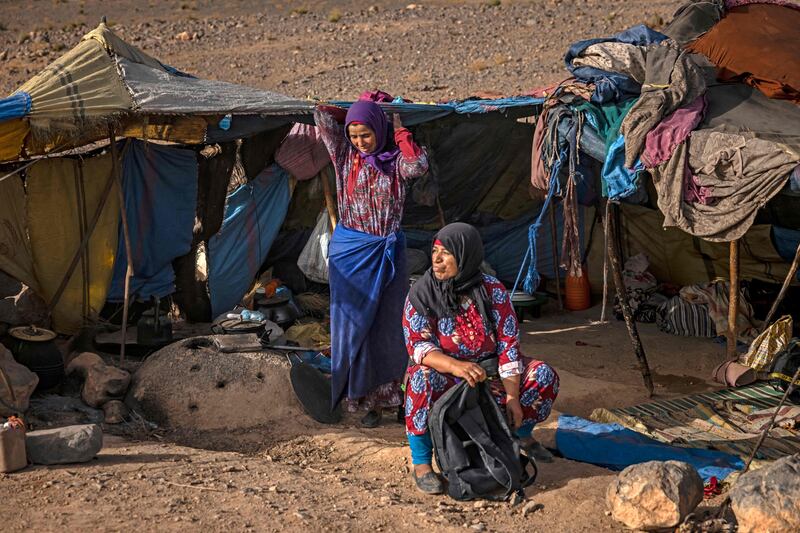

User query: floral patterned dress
[402,274,559,436]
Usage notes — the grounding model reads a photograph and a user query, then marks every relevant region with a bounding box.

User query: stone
[730,454,800,533]
[82,363,131,408]
[65,352,104,378]
[522,501,544,516]
[0,272,49,327]
[102,400,129,424]
[606,460,703,531]
[127,336,302,431]
[0,344,38,416]
[26,424,103,465]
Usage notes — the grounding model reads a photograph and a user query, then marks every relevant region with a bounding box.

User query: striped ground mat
[590,383,800,461]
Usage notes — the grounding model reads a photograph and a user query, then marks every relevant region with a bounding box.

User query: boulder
[102,400,129,424]
[82,364,130,408]
[0,344,38,416]
[25,424,103,465]
[606,460,703,531]
[127,336,302,431]
[65,352,105,378]
[730,454,800,533]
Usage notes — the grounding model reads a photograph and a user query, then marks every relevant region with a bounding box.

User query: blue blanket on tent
[108,140,197,302]
[328,225,409,405]
[565,25,668,103]
[0,92,31,122]
[207,164,291,317]
[556,415,744,481]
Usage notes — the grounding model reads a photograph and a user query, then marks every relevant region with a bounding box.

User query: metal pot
[8,326,63,390]
[210,318,266,336]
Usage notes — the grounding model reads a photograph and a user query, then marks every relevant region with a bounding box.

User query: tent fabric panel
[585,202,791,292]
[0,174,39,292]
[0,119,29,162]
[118,58,314,115]
[207,164,291,317]
[83,23,167,73]
[0,92,31,122]
[121,115,207,144]
[17,38,132,118]
[687,4,800,104]
[107,140,198,302]
[26,154,120,333]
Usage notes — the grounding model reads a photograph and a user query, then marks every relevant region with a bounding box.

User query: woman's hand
[505,397,524,430]
[450,360,487,387]
[393,113,404,130]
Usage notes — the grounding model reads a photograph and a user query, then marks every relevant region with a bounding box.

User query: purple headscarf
[345,100,401,175]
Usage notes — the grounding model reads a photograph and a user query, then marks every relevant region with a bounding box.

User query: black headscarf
[408,222,493,325]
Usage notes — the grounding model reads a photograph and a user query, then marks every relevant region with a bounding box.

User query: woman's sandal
[522,440,554,463]
[412,469,444,495]
[360,410,381,428]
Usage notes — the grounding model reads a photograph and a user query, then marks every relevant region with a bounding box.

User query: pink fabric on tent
[275,123,331,181]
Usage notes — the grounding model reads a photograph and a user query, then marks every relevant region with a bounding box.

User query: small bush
[328,9,341,23]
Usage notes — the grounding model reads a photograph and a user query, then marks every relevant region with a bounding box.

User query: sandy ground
[1,301,730,532]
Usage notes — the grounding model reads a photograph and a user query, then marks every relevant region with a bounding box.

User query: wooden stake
[607,203,654,396]
[549,202,563,310]
[320,166,337,230]
[727,240,740,360]
[109,127,133,365]
[600,201,611,323]
[761,241,800,331]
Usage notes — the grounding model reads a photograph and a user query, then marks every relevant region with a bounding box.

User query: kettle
[136,296,173,347]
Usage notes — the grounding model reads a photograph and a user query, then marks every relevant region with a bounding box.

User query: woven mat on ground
[591,383,800,461]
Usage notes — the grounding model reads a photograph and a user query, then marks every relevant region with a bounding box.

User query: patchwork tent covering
[535,0,800,247]
[0,23,314,161]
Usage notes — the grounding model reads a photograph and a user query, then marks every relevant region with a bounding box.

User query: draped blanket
[329,225,409,405]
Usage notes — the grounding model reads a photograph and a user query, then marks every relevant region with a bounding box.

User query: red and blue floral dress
[402,274,559,436]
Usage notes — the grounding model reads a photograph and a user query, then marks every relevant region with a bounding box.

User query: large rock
[127,336,302,431]
[82,364,130,408]
[730,454,800,533]
[25,424,103,465]
[0,344,38,416]
[102,400,129,424]
[606,460,703,531]
[65,352,105,378]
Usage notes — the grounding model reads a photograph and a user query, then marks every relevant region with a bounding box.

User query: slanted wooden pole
[607,202,654,396]
[109,127,133,365]
[761,242,800,331]
[727,240,740,360]
[320,166,337,230]
[600,201,611,322]
[548,202,563,309]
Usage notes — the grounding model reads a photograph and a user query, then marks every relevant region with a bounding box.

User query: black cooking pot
[8,326,63,390]
[257,292,302,328]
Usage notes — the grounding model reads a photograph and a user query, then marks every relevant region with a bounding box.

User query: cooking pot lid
[10,326,57,342]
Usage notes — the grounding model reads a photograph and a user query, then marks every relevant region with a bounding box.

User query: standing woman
[315,100,429,427]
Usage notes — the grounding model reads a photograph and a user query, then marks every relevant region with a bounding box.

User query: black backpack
[770,338,800,404]
[429,359,537,502]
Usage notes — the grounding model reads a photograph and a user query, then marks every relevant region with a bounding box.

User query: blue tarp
[556,415,745,482]
[108,140,197,302]
[207,164,291,317]
[565,25,668,103]
[328,96,543,126]
[0,92,31,122]
[405,203,584,288]
[772,226,800,280]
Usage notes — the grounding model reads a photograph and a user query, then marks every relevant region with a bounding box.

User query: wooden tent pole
[761,241,800,331]
[109,127,133,365]
[548,202,563,309]
[607,202,654,396]
[727,240,740,360]
[321,166,337,230]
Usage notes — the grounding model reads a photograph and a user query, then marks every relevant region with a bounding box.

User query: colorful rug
[591,382,800,461]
